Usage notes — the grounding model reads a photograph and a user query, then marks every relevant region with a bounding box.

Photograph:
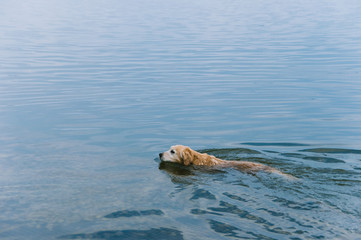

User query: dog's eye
[170,150,175,154]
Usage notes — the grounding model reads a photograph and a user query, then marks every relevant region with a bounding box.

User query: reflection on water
[104,209,164,219]
[243,142,311,147]
[1,0,361,239]
[159,161,195,176]
[60,227,184,240]
[300,148,361,154]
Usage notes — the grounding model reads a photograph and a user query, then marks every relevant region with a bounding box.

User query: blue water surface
[1,0,361,239]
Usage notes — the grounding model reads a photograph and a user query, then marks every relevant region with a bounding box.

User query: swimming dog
[159,145,294,178]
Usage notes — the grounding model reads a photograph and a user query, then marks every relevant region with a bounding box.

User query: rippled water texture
[1,0,361,239]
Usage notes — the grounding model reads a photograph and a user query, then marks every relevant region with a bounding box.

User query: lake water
[1,0,361,239]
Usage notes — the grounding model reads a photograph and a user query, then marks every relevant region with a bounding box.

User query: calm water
[1,0,361,239]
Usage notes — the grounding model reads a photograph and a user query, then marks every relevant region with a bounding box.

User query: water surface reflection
[1,0,361,239]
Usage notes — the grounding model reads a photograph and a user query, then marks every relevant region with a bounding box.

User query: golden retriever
[159,145,294,178]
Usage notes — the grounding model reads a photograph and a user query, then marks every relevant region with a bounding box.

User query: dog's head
[159,145,195,166]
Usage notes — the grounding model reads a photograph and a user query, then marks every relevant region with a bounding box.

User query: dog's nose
[159,153,163,158]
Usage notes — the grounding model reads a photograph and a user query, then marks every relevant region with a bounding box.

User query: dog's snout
[159,153,163,158]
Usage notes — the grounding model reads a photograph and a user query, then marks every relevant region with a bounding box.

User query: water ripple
[59,227,183,240]
[1,0,361,239]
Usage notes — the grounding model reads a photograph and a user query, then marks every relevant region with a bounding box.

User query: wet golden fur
[159,145,294,178]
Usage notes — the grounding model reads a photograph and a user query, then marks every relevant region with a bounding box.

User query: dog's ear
[181,147,193,166]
